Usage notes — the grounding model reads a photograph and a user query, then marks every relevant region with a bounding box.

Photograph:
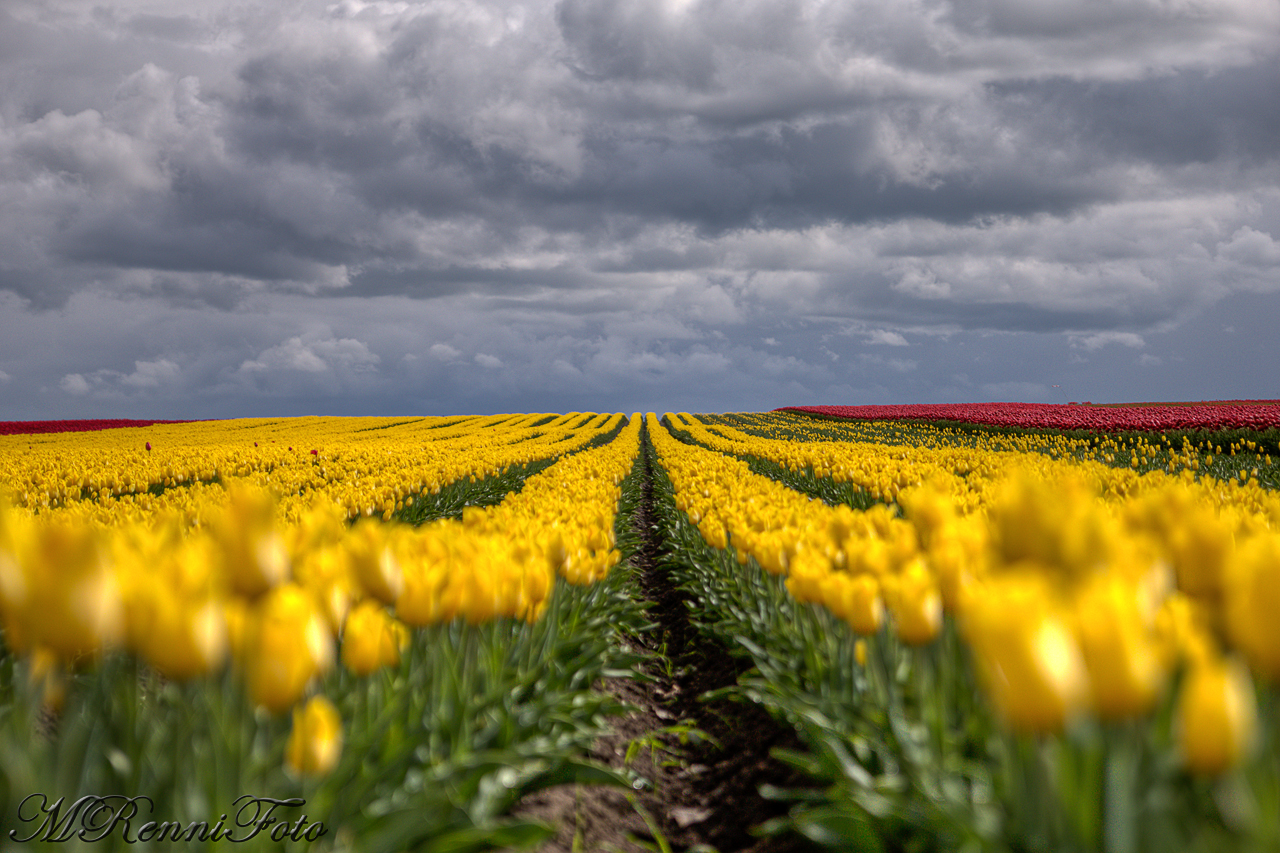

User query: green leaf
[792,806,886,852]
[758,783,829,804]
[519,757,634,794]
[771,747,829,779]
[416,819,557,853]
[358,806,455,852]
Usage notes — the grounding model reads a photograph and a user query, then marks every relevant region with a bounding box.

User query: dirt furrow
[511,424,818,853]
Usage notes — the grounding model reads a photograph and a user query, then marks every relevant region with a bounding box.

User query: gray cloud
[0,0,1277,416]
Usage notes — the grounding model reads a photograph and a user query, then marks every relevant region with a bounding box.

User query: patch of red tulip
[779,401,1280,432]
[0,419,195,437]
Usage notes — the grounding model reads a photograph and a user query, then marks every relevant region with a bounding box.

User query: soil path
[509,426,818,853]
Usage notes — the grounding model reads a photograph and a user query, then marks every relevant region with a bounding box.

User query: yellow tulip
[28,646,66,717]
[926,523,986,614]
[10,522,124,661]
[889,559,943,646]
[1071,575,1166,719]
[843,573,885,636]
[211,485,289,599]
[963,574,1089,734]
[223,597,250,664]
[1177,655,1256,776]
[242,584,333,714]
[1152,593,1215,668]
[345,522,404,606]
[1167,507,1234,600]
[1224,536,1280,679]
[987,472,1107,581]
[784,550,828,606]
[899,482,957,551]
[0,502,33,654]
[341,600,404,676]
[285,696,343,778]
[292,546,355,634]
[140,593,228,681]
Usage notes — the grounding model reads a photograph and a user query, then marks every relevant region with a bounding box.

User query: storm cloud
[1,0,1277,417]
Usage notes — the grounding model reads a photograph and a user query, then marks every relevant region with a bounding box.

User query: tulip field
[2,403,1280,851]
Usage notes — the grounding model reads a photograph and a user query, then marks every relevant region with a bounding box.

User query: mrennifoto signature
[9,794,327,843]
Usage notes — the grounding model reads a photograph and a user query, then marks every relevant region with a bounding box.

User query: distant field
[3,408,1279,852]
[780,399,1280,431]
[0,418,196,436]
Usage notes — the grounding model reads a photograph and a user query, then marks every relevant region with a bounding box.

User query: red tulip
[0,419,194,436]
[778,401,1280,433]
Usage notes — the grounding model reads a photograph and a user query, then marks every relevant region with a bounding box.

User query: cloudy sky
[1,0,1277,418]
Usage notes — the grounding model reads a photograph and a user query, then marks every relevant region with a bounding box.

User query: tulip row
[652,411,1280,851]
[782,400,1280,432]
[672,411,1280,732]
[686,410,1278,506]
[707,409,1280,502]
[0,418,197,436]
[0,411,624,525]
[0,415,646,850]
[1,414,639,704]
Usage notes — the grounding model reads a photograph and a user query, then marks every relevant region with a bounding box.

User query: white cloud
[866,330,909,346]
[892,267,951,300]
[430,343,462,362]
[120,358,180,388]
[60,373,91,395]
[761,353,809,377]
[51,356,181,397]
[1069,332,1146,351]
[0,369,10,383]
[474,353,503,369]
[1218,227,1280,269]
[13,104,169,193]
[552,358,581,377]
[686,351,730,373]
[240,335,379,374]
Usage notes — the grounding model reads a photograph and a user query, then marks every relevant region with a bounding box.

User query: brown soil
[507,430,822,853]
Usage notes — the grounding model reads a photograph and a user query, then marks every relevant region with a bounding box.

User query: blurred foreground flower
[1071,574,1168,719]
[242,584,334,714]
[0,518,124,661]
[1224,536,1280,680]
[1177,654,1256,776]
[963,574,1089,734]
[285,696,343,778]
[211,484,290,599]
[341,600,407,676]
[888,559,943,646]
